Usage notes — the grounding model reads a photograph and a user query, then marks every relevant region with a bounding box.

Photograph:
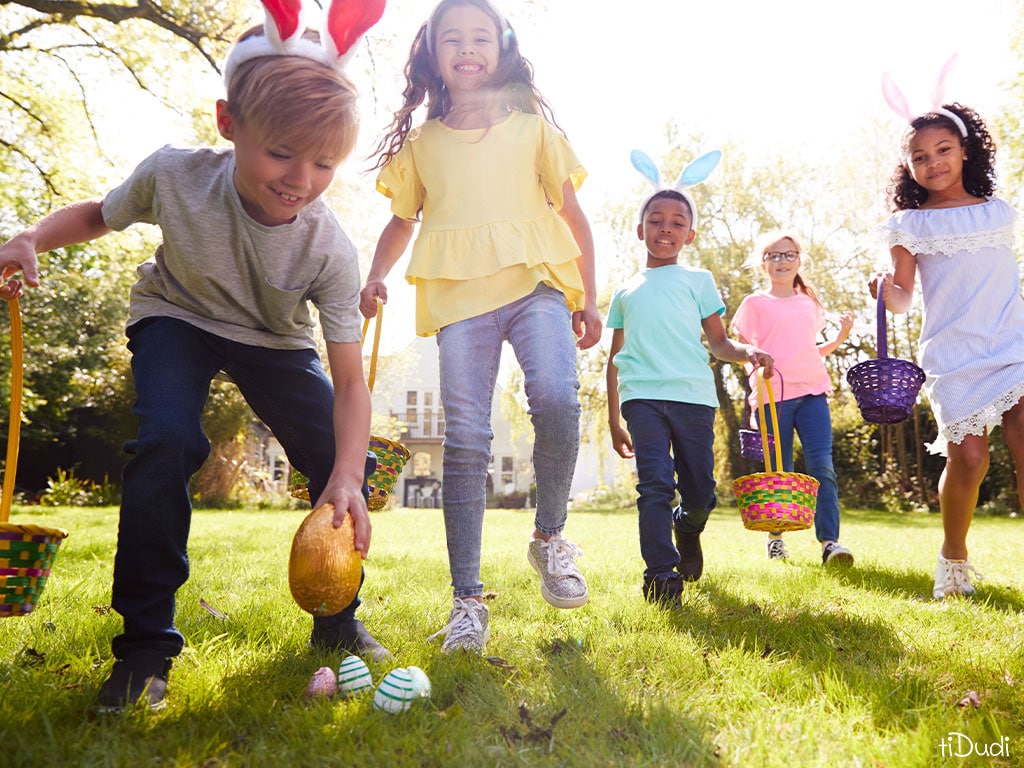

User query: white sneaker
[766,537,789,560]
[528,534,589,608]
[427,598,490,654]
[933,553,982,599]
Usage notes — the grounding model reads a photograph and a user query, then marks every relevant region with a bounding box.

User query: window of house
[407,391,417,406]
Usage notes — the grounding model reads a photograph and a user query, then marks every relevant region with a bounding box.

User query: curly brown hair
[368,0,562,170]
[886,102,997,211]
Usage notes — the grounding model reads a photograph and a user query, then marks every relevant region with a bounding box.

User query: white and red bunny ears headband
[882,54,968,138]
[223,0,386,86]
[631,149,722,232]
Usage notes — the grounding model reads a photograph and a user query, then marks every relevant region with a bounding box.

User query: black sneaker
[310,617,392,662]
[674,529,703,581]
[96,650,172,712]
[822,542,854,567]
[643,573,683,608]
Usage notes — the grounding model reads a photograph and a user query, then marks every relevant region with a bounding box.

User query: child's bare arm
[703,313,774,377]
[360,215,415,318]
[0,199,111,287]
[319,340,373,556]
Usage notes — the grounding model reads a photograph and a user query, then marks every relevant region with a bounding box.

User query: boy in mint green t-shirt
[606,189,773,606]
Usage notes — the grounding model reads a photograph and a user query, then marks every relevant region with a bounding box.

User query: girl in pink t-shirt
[731,230,854,566]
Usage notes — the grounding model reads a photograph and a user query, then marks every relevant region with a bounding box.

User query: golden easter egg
[288,504,362,615]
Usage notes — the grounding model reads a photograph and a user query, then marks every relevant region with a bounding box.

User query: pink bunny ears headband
[882,54,968,138]
[631,149,722,231]
[223,0,386,86]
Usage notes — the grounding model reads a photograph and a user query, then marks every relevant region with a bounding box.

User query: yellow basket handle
[360,297,383,395]
[2,297,23,523]
[754,370,783,473]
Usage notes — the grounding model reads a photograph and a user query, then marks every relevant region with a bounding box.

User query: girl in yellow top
[361,0,600,654]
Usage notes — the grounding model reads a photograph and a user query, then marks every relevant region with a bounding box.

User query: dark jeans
[758,393,841,542]
[111,317,374,659]
[621,399,717,580]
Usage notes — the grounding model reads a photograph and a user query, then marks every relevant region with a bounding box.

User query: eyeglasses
[764,251,800,262]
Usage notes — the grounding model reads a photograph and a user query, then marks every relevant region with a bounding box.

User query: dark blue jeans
[758,393,840,543]
[111,317,375,659]
[621,399,717,580]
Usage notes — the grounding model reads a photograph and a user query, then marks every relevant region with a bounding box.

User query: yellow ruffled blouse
[376,110,587,337]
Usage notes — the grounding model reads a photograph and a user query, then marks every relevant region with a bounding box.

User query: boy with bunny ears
[0,0,387,710]
[606,150,773,607]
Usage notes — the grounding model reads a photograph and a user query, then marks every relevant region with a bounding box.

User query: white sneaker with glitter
[527,534,588,608]
[427,597,490,654]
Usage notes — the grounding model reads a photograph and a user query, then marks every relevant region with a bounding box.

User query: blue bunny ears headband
[631,149,722,232]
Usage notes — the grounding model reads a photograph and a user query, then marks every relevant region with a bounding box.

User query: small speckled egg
[304,666,339,699]
[337,655,373,697]
[405,666,431,699]
[373,668,416,714]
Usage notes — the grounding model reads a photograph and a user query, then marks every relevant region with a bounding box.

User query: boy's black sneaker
[309,617,392,662]
[96,650,172,712]
[674,528,704,581]
[643,572,683,608]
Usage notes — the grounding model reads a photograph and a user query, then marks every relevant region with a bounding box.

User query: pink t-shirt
[730,291,831,408]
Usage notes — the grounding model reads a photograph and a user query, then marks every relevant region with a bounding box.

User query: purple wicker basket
[739,370,781,461]
[846,291,925,424]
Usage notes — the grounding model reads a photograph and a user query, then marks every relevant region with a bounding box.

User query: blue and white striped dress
[883,198,1024,455]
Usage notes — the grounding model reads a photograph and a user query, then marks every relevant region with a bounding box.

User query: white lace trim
[927,379,1024,455]
[889,225,1014,259]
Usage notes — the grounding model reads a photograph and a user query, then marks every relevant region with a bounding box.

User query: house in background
[249,334,605,506]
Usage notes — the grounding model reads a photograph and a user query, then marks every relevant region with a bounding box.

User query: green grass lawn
[1,503,1022,767]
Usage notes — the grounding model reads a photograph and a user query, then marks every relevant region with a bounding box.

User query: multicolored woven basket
[291,299,410,510]
[847,291,925,424]
[2,298,68,618]
[733,373,818,532]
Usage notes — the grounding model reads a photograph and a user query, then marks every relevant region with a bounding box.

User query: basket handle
[2,297,23,524]
[875,288,889,360]
[754,370,783,472]
[360,297,384,395]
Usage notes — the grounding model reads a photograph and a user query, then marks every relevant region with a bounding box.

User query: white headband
[632,149,722,232]
[882,54,968,139]
[223,0,386,87]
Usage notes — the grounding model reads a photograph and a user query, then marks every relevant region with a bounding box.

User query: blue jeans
[437,284,581,598]
[621,399,717,580]
[111,317,375,659]
[759,393,840,543]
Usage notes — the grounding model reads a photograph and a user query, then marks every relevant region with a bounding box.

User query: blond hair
[749,229,822,307]
[225,28,359,164]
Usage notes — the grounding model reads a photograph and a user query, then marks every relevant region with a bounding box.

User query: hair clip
[425,2,513,56]
[882,53,967,137]
[223,0,386,86]
[631,148,722,231]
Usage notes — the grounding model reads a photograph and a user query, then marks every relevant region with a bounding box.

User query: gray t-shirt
[102,145,362,350]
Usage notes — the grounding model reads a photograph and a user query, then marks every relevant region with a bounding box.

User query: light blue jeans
[437,284,581,598]
[759,393,841,543]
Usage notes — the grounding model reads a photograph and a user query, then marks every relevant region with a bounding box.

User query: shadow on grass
[663,580,930,727]
[823,563,1024,613]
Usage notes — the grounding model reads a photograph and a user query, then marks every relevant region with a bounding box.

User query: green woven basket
[2,298,69,617]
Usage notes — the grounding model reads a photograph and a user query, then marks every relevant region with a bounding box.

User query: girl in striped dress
[877,102,1024,599]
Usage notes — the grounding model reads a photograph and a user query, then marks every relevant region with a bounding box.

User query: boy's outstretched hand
[0,278,24,301]
[748,349,775,379]
[315,484,372,557]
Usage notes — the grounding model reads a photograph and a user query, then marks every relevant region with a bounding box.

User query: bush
[39,468,120,507]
